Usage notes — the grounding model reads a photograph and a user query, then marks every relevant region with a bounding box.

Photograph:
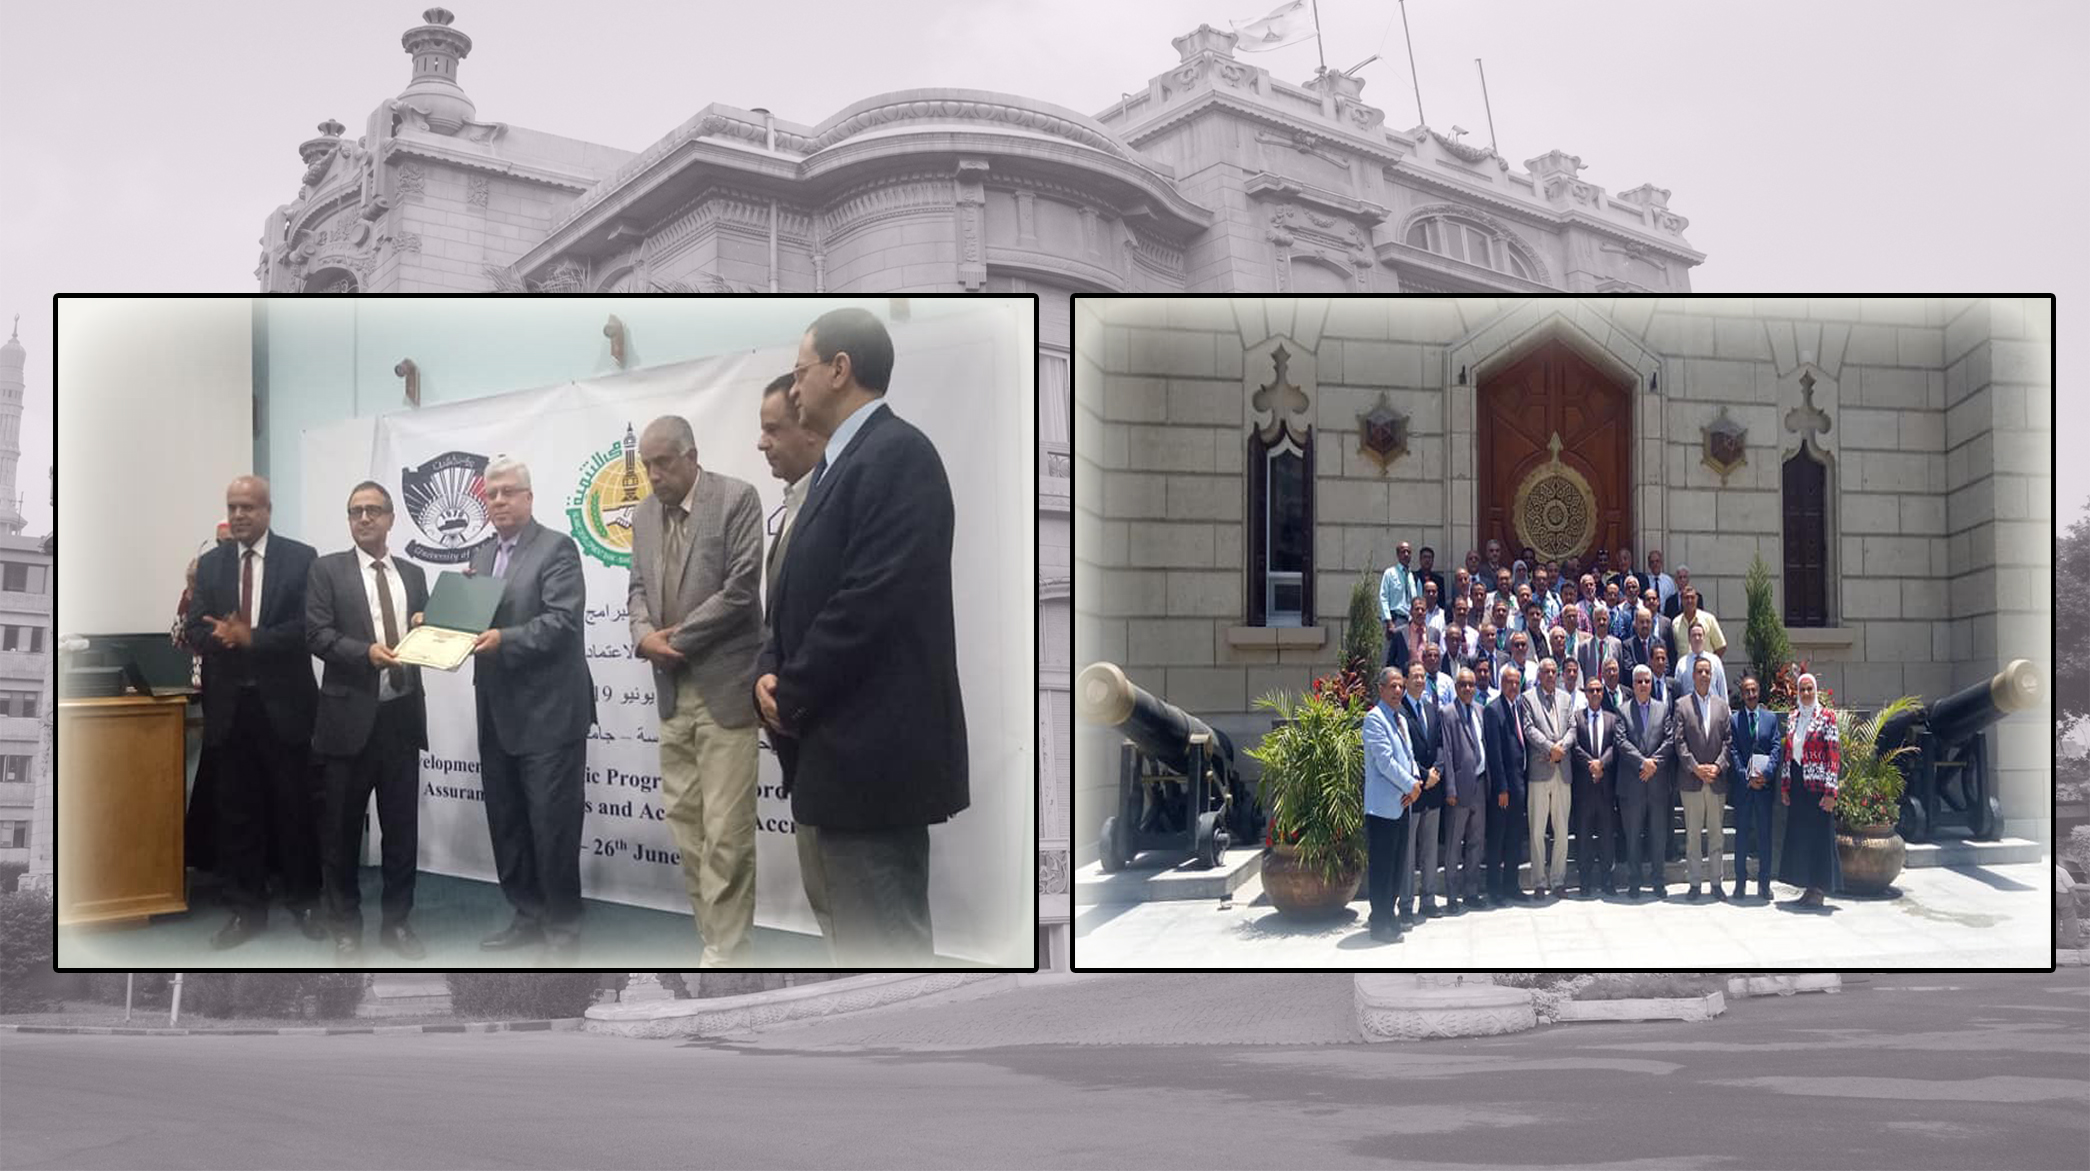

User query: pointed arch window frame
[1248,425,1315,628]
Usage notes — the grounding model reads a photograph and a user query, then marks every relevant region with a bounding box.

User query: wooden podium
[58,694,190,927]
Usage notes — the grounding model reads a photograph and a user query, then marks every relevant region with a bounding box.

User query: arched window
[1404,212,1537,281]
[1782,448,1830,626]
[1249,429,1314,626]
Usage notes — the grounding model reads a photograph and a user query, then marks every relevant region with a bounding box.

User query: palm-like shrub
[1832,696,1921,829]
[1246,687,1366,885]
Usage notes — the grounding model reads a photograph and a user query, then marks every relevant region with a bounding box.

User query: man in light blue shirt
[1379,542,1421,635]
[1673,620,1729,701]
[1363,667,1419,943]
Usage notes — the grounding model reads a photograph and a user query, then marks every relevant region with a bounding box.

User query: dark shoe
[1625,886,1642,900]
[1686,884,1701,902]
[1398,909,1415,927]
[1652,886,1668,899]
[211,915,260,951]
[481,923,545,951]
[1757,884,1772,902]
[380,925,427,961]
[1445,898,1464,915]
[1509,890,1534,904]
[293,908,328,941]
[1369,922,1397,943]
[1603,884,1618,897]
[1419,899,1438,918]
[1712,886,1728,902]
[333,937,363,967]
[1730,884,1748,901]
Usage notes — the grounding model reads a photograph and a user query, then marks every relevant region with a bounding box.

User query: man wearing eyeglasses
[756,307,969,966]
[305,481,430,964]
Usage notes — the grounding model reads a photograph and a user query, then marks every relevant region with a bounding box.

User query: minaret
[0,316,28,535]
[397,8,477,135]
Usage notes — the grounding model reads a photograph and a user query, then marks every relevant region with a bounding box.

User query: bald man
[186,475,323,951]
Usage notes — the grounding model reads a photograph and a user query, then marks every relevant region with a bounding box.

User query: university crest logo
[401,450,496,564]
[566,423,651,568]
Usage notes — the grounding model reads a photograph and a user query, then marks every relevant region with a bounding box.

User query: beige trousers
[658,674,759,966]
[1527,778,1571,890]
[1681,785,1726,887]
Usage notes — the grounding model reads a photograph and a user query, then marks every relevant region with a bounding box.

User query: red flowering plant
[1765,659,1834,713]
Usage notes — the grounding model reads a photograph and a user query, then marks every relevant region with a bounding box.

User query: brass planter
[1261,844,1362,918]
[1835,823,1905,896]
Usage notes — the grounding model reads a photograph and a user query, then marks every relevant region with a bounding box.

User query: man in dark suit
[186,475,323,950]
[1417,546,1448,625]
[1570,677,1620,897]
[755,372,831,946]
[1395,662,1445,922]
[1614,665,1675,899]
[630,414,767,968]
[1727,672,1784,902]
[470,456,597,963]
[305,481,429,963]
[1480,663,1530,905]
[756,307,969,966]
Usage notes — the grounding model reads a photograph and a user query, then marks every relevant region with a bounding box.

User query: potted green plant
[1742,553,1794,685]
[1831,695,1921,895]
[1247,683,1366,917]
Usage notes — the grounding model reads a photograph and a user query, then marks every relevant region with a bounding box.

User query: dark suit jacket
[1398,695,1444,811]
[1615,695,1675,802]
[187,531,319,748]
[469,519,597,755]
[1571,706,1620,789]
[1481,693,1528,806]
[1419,570,1448,620]
[306,550,430,757]
[756,403,969,831]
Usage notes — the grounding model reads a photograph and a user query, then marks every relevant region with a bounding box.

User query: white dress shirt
[361,550,414,701]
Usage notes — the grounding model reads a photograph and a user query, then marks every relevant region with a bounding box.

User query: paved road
[2,970,2084,1169]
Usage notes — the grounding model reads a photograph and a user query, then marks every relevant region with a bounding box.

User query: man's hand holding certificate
[392,571,505,671]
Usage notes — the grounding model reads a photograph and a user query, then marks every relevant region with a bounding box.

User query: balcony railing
[1041,441,1069,513]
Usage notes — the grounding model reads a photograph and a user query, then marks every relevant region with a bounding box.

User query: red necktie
[239,548,255,625]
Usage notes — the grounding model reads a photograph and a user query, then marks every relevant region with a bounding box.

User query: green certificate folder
[391,570,506,671]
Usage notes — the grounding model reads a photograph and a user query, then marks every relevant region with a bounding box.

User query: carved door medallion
[1478,339,1631,561]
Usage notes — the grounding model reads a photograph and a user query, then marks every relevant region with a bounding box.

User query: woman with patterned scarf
[1777,672,1839,907]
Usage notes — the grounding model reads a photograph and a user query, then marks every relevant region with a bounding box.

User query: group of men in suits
[1360,550,1789,941]
[183,308,969,968]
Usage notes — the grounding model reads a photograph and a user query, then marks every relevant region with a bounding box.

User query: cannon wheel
[1098,816,1127,873]
[1194,811,1223,870]
[1969,793,2001,840]
[1897,795,1929,844]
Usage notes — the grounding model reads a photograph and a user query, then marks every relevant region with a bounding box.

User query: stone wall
[1073,297,2051,855]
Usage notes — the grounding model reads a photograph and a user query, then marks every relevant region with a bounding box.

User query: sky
[2,0,2080,539]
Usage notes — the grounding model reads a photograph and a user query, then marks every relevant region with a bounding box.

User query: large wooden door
[1477,339,1632,563]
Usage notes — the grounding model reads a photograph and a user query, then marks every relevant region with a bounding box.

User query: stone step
[1075,847,1261,905]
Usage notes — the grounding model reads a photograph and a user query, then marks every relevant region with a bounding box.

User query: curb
[0,1018,585,1038]
[1553,991,1725,1023]
[585,971,1013,1039]
[1725,973,1842,998]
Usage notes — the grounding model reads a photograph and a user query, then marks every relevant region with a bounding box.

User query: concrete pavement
[1074,861,2054,968]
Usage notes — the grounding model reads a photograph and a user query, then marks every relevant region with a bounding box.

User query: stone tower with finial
[0,316,29,535]
[397,7,477,134]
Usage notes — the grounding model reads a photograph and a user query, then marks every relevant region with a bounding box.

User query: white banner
[306,305,1033,965]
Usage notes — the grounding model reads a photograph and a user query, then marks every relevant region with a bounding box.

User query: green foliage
[0,888,58,1013]
[1245,687,1367,886]
[1742,552,1793,685]
[443,972,604,1019]
[2062,509,2090,742]
[1832,696,1922,830]
[0,862,26,893]
[1342,569,1383,679]
[1572,973,1720,1000]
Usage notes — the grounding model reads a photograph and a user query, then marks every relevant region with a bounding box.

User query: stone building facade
[1072,296,2054,858]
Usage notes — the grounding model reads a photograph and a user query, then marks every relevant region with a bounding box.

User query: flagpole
[1399,0,1425,126]
[1476,58,1498,155]
[1311,0,1328,73]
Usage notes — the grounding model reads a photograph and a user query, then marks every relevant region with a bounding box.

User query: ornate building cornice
[1386,162,1702,264]
[1116,89,1408,168]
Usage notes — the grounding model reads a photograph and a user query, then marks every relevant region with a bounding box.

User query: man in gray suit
[756,372,831,947]
[1615,664,1674,899]
[1673,655,1733,900]
[470,456,597,963]
[1520,657,1575,899]
[1436,666,1489,911]
[630,415,767,967]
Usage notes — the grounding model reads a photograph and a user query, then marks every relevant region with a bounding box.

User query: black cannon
[1076,662,1264,871]
[1875,659,2039,843]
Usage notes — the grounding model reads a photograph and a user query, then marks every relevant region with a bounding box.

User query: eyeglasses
[790,356,835,384]
[346,505,390,519]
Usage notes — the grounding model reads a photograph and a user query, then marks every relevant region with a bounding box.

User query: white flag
[1232,0,1316,52]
